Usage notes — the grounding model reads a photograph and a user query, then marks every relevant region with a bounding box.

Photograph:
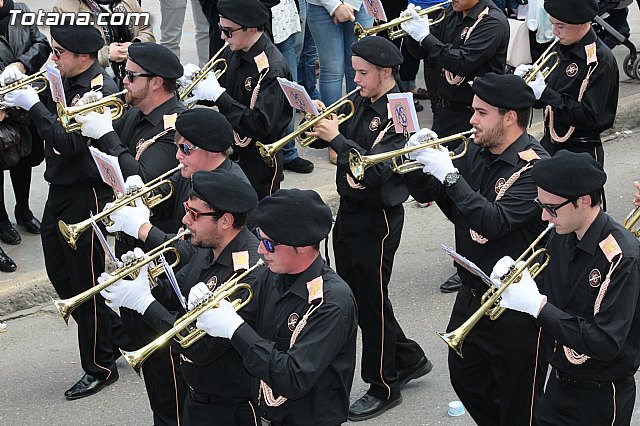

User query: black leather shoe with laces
[64,370,119,400]
[440,272,462,293]
[0,221,20,245]
[348,392,403,422]
[15,209,41,234]
[0,247,16,272]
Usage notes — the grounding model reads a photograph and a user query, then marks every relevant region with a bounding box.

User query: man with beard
[405,73,550,425]
[101,169,263,425]
[2,24,119,400]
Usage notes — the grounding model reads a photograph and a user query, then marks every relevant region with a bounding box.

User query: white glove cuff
[136,293,156,315]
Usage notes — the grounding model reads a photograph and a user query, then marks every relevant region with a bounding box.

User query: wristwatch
[443,170,460,187]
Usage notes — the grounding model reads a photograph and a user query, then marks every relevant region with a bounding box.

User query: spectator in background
[297,21,321,100]
[156,0,209,67]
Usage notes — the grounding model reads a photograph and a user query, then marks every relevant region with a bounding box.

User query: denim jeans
[276,0,307,163]
[306,4,373,106]
[297,21,320,100]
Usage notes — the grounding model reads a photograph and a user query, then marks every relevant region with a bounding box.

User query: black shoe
[15,209,41,234]
[397,356,433,388]
[0,221,20,245]
[348,392,403,422]
[414,100,424,112]
[440,273,462,293]
[0,248,16,272]
[64,370,119,400]
[283,157,314,174]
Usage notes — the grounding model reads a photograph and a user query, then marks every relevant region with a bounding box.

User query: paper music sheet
[89,147,126,195]
[46,64,66,107]
[440,245,496,289]
[387,92,419,134]
[363,0,388,21]
[277,77,319,115]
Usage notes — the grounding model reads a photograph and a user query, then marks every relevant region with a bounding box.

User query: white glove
[104,201,150,237]
[406,128,438,160]
[514,64,533,78]
[415,146,456,183]
[99,259,155,314]
[0,65,26,85]
[3,86,40,111]
[490,255,515,287]
[528,71,546,100]
[196,299,244,339]
[77,90,103,106]
[400,4,430,43]
[177,63,201,87]
[124,174,145,195]
[494,258,547,317]
[187,282,213,311]
[75,107,114,139]
[192,71,225,102]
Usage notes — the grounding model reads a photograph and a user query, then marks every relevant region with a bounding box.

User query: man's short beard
[476,122,506,150]
[126,80,150,107]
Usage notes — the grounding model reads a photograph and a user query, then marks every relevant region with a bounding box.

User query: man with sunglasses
[192,188,358,426]
[405,73,550,425]
[187,0,292,200]
[2,24,119,400]
[489,151,640,425]
[101,169,263,425]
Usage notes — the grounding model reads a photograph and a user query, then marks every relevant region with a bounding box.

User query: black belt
[554,369,602,390]
[188,387,247,404]
[438,98,473,112]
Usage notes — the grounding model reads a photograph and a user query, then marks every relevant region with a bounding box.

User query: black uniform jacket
[312,85,409,210]
[0,3,50,74]
[538,28,619,140]
[537,211,640,382]
[407,0,508,106]
[405,132,549,291]
[29,61,119,186]
[93,96,184,182]
[143,227,263,398]
[231,255,358,426]
[217,33,292,149]
[144,157,250,264]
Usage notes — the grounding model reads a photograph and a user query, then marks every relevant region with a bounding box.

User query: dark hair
[73,52,98,60]
[162,78,177,93]
[586,190,602,207]
[498,108,531,128]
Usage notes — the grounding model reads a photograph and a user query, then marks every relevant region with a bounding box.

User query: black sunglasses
[218,23,246,38]
[255,227,282,253]
[52,46,67,59]
[534,197,576,218]
[175,142,199,156]
[183,201,220,221]
[124,69,156,82]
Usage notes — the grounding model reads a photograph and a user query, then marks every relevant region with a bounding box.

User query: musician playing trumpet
[405,73,549,425]
[307,36,430,421]
[100,170,262,426]
[489,151,640,425]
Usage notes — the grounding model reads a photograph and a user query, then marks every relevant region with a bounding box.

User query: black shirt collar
[68,60,104,89]
[279,255,326,301]
[364,84,399,117]
[565,27,598,61]
[239,33,269,64]
[484,131,531,167]
[209,227,255,269]
[138,96,181,126]
[576,209,607,255]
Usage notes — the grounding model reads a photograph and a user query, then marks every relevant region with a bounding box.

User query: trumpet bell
[624,206,640,238]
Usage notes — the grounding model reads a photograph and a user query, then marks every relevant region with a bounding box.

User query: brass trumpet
[349,129,474,181]
[523,38,560,83]
[59,164,183,249]
[52,230,190,324]
[354,0,451,41]
[57,89,128,133]
[438,223,554,357]
[0,69,49,96]
[178,43,229,107]
[121,259,265,375]
[256,87,360,167]
[624,206,640,238]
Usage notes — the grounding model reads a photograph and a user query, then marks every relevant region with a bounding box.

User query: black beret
[191,169,258,214]
[175,109,233,152]
[352,36,403,68]
[472,73,536,110]
[50,25,104,54]
[544,0,598,24]
[218,0,269,28]
[128,43,183,79]
[532,151,606,198]
[253,189,333,246]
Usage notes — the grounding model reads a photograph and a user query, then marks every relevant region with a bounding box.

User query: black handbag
[0,120,21,169]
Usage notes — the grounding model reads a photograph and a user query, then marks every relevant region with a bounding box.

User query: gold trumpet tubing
[256,87,360,167]
[58,89,128,133]
[0,69,49,96]
[524,38,560,83]
[120,259,264,376]
[58,164,183,249]
[349,129,474,181]
[437,223,554,357]
[179,42,229,105]
[51,230,190,324]
[624,206,640,238]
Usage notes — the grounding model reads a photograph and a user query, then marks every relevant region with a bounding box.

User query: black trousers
[234,149,283,200]
[447,286,544,426]
[432,103,474,149]
[183,392,258,426]
[42,183,116,380]
[538,370,635,425]
[333,205,426,399]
